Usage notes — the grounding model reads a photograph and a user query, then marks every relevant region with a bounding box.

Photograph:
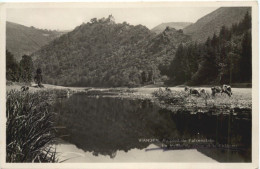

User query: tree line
[6,50,34,82]
[164,12,252,85]
[6,50,43,86]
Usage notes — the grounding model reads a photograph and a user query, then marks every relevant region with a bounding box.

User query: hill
[183,7,251,42]
[32,16,190,87]
[151,22,192,34]
[7,9,251,87]
[166,11,252,85]
[6,21,65,61]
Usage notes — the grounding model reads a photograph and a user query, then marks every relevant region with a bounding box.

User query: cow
[222,84,232,97]
[211,85,232,97]
[211,86,222,96]
[184,86,200,96]
[198,88,209,97]
[199,89,206,94]
[21,86,29,92]
[165,87,171,92]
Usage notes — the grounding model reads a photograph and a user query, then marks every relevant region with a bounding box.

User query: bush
[152,88,188,105]
[6,90,57,162]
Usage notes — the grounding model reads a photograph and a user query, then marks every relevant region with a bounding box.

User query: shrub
[152,88,188,106]
[6,90,57,162]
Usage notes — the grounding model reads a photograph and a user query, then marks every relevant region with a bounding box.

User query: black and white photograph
[0,1,258,168]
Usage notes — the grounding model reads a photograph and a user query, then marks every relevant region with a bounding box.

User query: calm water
[53,92,251,162]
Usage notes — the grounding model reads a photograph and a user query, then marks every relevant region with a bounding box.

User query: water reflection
[53,92,251,162]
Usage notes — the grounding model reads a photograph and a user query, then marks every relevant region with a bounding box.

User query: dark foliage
[19,55,34,82]
[7,50,38,84]
[32,16,190,87]
[166,12,252,85]
[6,50,19,81]
[34,68,43,87]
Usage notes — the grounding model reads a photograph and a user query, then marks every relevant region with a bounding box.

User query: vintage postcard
[0,1,258,169]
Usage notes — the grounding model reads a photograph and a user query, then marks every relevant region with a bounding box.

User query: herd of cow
[183,84,232,97]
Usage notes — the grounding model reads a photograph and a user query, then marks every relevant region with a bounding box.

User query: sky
[7,7,219,31]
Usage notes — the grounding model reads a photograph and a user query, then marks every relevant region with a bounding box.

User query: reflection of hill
[53,93,251,161]
[54,93,180,157]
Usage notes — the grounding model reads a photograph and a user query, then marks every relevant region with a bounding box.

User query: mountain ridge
[183,7,251,42]
[151,22,192,34]
[6,21,66,61]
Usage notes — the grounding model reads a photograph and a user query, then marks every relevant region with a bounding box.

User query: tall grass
[6,90,57,162]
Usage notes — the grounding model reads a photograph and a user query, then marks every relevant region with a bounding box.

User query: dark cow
[165,87,171,92]
[222,84,232,97]
[211,85,232,97]
[199,89,206,93]
[199,88,209,97]
[211,86,223,96]
[185,86,200,96]
[21,86,29,92]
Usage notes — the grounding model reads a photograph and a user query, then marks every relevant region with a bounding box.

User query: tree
[168,44,186,84]
[240,31,252,82]
[6,50,19,82]
[19,55,34,82]
[34,68,43,87]
[90,18,97,23]
[211,33,218,47]
[141,71,149,84]
[219,26,231,41]
[166,12,252,85]
[238,11,251,32]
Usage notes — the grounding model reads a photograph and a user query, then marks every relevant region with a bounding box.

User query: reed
[6,90,57,162]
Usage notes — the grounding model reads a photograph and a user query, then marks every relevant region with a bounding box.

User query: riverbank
[6,82,252,110]
[6,82,252,98]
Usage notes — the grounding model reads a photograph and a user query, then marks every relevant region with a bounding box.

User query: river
[52,91,251,163]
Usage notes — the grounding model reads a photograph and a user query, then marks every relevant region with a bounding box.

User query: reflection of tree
[54,95,180,157]
[53,95,251,161]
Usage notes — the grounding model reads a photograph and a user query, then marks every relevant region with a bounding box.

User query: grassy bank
[6,90,58,162]
[152,88,252,115]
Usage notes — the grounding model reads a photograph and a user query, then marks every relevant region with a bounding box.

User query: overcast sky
[7,7,219,31]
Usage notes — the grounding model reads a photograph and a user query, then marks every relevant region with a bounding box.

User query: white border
[0,1,258,169]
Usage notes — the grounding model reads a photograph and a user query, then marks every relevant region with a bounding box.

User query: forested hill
[165,12,252,86]
[6,21,65,61]
[8,9,252,87]
[183,7,251,42]
[151,22,192,34]
[32,16,190,87]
